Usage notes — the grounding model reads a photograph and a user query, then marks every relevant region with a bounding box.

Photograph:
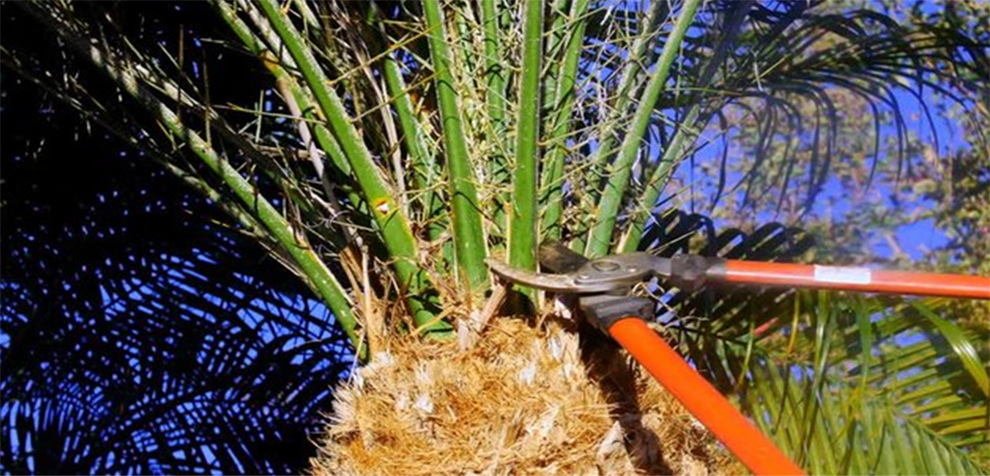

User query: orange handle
[609,318,804,476]
[717,260,990,300]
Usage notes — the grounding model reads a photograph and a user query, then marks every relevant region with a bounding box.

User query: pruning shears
[489,246,990,301]
[488,242,990,476]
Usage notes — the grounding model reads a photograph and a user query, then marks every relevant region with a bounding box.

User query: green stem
[214,0,354,183]
[215,0,379,261]
[566,0,668,251]
[585,0,701,258]
[6,51,280,253]
[585,0,670,182]
[381,50,445,242]
[541,0,570,112]
[257,0,449,332]
[77,46,360,353]
[481,0,509,197]
[480,0,511,238]
[480,0,505,126]
[540,0,591,241]
[290,0,319,29]
[25,2,367,354]
[508,0,544,275]
[620,2,752,252]
[421,0,489,294]
[619,105,702,253]
[165,113,361,355]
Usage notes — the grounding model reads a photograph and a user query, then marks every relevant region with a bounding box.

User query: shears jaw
[573,253,668,289]
[486,258,633,294]
[486,252,670,294]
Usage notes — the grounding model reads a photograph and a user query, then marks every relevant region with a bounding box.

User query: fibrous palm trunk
[310,317,742,475]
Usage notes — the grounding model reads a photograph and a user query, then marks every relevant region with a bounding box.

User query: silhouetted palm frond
[1,74,352,474]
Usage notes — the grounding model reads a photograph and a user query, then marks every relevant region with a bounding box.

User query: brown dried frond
[309,317,744,476]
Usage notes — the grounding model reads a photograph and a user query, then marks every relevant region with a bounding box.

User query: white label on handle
[814,265,872,285]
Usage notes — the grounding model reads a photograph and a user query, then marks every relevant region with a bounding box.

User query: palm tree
[2,0,986,474]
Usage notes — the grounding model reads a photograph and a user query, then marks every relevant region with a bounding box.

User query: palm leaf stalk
[540,0,591,241]
[374,15,445,242]
[1,51,278,252]
[380,45,446,243]
[585,0,702,258]
[618,105,702,252]
[620,1,754,253]
[421,0,489,294]
[539,0,568,111]
[480,0,506,132]
[213,0,366,233]
[21,4,362,353]
[564,0,670,252]
[586,0,670,176]
[256,0,449,333]
[215,0,354,183]
[480,0,510,231]
[507,0,544,275]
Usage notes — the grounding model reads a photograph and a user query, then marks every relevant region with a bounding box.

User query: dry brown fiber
[310,316,745,475]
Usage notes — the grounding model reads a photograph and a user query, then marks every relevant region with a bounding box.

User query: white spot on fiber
[548,335,563,361]
[519,362,537,385]
[414,393,434,414]
[395,391,409,411]
[527,405,559,440]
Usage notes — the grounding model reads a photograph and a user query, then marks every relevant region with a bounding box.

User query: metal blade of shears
[486,259,633,293]
[538,241,589,274]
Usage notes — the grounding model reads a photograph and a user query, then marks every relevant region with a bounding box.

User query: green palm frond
[732,296,989,475]
[743,351,987,475]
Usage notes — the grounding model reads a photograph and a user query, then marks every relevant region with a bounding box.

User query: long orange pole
[716,261,990,300]
[609,317,805,476]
